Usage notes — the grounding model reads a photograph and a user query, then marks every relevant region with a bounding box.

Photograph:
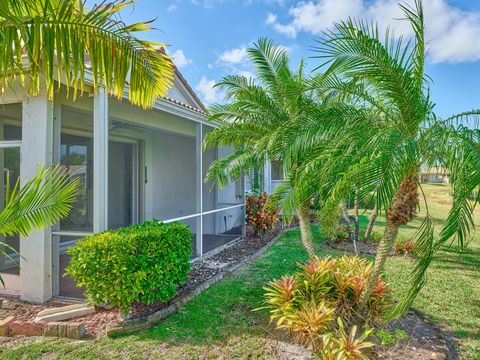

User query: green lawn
[1,228,329,360]
[381,184,480,359]
[1,184,478,359]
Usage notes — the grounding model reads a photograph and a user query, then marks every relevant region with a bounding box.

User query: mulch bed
[322,239,457,359]
[324,238,379,255]
[374,309,458,359]
[0,295,73,322]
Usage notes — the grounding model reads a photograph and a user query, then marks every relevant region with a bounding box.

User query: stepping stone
[35,304,95,322]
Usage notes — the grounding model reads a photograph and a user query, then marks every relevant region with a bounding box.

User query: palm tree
[203,38,320,258]
[0,0,174,108]
[0,166,78,285]
[307,0,480,317]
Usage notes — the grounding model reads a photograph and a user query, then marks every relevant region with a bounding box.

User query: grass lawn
[1,184,478,359]
[380,184,480,359]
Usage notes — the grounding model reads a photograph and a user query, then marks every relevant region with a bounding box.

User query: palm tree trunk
[360,176,418,308]
[359,222,399,305]
[363,205,378,241]
[297,203,315,259]
[353,195,360,245]
[341,203,357,255]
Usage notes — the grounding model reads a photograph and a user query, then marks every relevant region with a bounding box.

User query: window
[0,104,22,273]
[271,161,284,181]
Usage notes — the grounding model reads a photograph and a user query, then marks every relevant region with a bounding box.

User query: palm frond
[0,165,79,237]
[0,0,173,108]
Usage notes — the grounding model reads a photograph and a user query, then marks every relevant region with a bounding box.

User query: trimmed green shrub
[66,220,192,311]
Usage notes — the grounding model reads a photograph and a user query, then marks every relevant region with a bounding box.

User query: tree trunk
[363,205,378,241]
[341,203,357,255]
[353,195,360,245]
[359,222,399,306]
[297,203,315,259]
[360,176,418,308]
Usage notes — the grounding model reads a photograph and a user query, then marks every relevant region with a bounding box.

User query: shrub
[246,192,280,235]
[394,239,415,256]
[261,256,391,358]
[376,328,409,347]
[66,221,192,311]
[369,231,383,243]
[332,224,350,242]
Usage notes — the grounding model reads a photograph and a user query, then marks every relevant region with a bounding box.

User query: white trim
[162,204,244,224]
[93,88,108,232]
[0,141,21,148]
[196,124,203,256]
[52,231,93,237]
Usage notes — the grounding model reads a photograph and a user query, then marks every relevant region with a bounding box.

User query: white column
[264,160,272,194]
[20,93,54,302]
[93,88,108,233]
[51,102,61,296]
[195,124,203,257]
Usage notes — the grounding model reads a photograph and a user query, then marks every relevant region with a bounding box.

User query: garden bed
[1,223,287,338]
[374,309,457,359]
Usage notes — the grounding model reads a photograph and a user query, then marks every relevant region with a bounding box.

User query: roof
[83,50,207,116]
[171,67,208,114]
[420,166,449,175]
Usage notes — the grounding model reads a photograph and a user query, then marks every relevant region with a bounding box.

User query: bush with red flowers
[246,192,280,235]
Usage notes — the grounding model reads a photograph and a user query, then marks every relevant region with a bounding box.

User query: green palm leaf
[0,165,79,237]
[0,0,173,108]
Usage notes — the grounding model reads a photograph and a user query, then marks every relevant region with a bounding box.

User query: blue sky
[115,0,480,118]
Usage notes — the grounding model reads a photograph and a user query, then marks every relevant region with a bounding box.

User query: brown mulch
[324,238,379,255]
[374,309,458,359]
[0,295,73,321]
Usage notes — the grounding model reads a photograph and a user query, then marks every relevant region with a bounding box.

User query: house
[245,160,285,194]
[0,67,245,302]
[420,167,450,183]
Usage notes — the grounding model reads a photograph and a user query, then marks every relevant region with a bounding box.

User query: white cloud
[218,46,248,65]
[265,13,277,25]
[195,76,222,105]
[169,49,192,68]
[266,0,480,63]
[167,4,178,11]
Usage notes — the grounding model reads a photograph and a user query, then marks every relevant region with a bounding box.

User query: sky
[113,0,480,118]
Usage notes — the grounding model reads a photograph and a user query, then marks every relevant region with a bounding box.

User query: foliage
[367,231,383,244]
[203,38,324,257]
[261,255,391,357]
[286,0,480,317]
[2,221,479,358]
[245,192,280,235]
[331,224,350,242]
[0,0,173,108]
[320,318,374,360]
[66,221,192,311]
[394,239,415,256]
[376,328,409,347]
[0,165,78,286]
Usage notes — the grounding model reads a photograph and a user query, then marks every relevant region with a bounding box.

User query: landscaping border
[105,227,296,336]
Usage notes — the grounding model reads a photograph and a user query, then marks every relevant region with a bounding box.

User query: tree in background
[203,38,321,258]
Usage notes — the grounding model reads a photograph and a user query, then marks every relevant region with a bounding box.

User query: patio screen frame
[49,90,245,297]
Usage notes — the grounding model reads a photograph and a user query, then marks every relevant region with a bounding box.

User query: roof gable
[165,68,207,114]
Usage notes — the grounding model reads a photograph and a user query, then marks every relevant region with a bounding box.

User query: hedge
[66,220,192,311]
